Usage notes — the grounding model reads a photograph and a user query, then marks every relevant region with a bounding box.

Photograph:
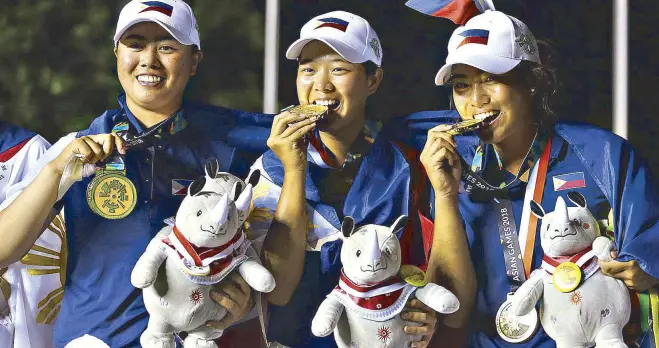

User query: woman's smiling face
[296,40,381,132]
[450,64,534,145]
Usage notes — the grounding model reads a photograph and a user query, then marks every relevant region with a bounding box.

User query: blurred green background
[0,0,267,140]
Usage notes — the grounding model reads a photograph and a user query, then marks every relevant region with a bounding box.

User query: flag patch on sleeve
[553,172,586,191]
[172,179,193,195]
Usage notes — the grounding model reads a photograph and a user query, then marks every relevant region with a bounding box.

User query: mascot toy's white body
[131,159,275,348]
[311,215,460,348]
[511,191,630,348]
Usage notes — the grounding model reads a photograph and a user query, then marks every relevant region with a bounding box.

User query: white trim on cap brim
[285,37,374,65]
[435,51,521,86]
[113,17,200,49]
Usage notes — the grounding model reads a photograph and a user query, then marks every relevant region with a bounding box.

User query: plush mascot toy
[511,191,630,348]
[311,215,459,348]
[131,159,275,348]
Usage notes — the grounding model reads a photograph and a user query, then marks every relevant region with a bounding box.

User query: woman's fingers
[288,123,317,142]
[279,117,317,138]
[425,138,458,159]
[271,111,306,136]
[80,137,104,164]
[422,130,456,158]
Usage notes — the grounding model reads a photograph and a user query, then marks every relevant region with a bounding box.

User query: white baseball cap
[286,11,383,67]
[435,10,540,86]
[113,0,201,49]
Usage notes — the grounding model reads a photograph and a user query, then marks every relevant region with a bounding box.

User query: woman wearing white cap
[247,10,448,348]
[417,9,659,348]
[0,0,272,346]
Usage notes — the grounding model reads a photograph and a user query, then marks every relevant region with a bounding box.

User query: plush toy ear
[205,158,220,179]
[390,215,408,235]
[529,200,545,219]
[231,181,244,202]
[342,216,355,238]
[567,191,587,208]
[188,177,206,197]
[246,169,260,187]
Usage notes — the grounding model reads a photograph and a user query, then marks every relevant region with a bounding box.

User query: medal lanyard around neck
[101,110,185,171]
[495,138,551,292]
[460,130,544,200]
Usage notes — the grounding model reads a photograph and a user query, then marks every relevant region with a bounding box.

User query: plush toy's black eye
[197,210,202,217]
[384,247,391,255]
[356,250,361,257]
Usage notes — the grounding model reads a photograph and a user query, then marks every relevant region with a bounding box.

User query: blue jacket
[52,95,272,347]
[401,110,659,348]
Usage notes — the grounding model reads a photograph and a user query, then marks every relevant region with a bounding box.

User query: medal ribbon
[338,269,405,297]
[168,225,246,268]
[540,247,596,273]
[494,138,552,292]
[523,137,551,277]
[461,130,549,200]
[307,121,380,169]
[100,110,187,173]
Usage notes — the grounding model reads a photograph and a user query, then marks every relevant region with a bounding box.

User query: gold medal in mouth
[286,104,329,121]
[444,118,486,135]
[443,112,500,136]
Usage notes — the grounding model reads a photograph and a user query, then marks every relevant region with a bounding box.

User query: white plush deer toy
[311,215,459,348]
[131,159,275,348]
[510,191,630,348]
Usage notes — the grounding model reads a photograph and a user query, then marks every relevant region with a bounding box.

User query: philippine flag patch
[552,172,586,191]
[172,179,193,196]
[457,29,489,48]
[140,1,174,17]
[315,17,349,32]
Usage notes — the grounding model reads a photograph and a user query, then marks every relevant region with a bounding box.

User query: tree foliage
[0,0,266,141]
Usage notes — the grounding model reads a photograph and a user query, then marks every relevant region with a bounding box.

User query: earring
[530,88,536,94]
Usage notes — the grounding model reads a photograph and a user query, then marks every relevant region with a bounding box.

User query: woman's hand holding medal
[50,134,126,176]
[420,124,462,199]
[267,108,319,174]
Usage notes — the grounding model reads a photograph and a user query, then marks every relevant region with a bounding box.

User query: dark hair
[513,40,559,127]
[363,61,379,77]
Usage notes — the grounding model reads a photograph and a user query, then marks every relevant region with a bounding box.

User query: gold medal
[444,118,486,136]
[399,264,427,287]
[552,261,582,293]
[86,172,137,219]
[495,295,539,343]
[286,104,329,121]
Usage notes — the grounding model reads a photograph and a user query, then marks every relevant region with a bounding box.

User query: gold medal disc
[86,172,137,219]
[445,118,486,136]
[399,265,428,287]
[287,105,329,121]
[552,261,582,293]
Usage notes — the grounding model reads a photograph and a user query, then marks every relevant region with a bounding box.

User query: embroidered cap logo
[457,29,489,48]
[315,17,349,32]
[139,1,174,17]
[370,38,381,59]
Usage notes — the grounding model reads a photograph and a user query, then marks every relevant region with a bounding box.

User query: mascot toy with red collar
[311,215,459,348]
[131,159,275,348]
[510,192,630,348]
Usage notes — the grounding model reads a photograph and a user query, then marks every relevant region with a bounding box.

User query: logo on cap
[315,17,349,32]
[457,29,489,48]
[139,1,174,17]
[370,39,381,59]
[515,34,536,55]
